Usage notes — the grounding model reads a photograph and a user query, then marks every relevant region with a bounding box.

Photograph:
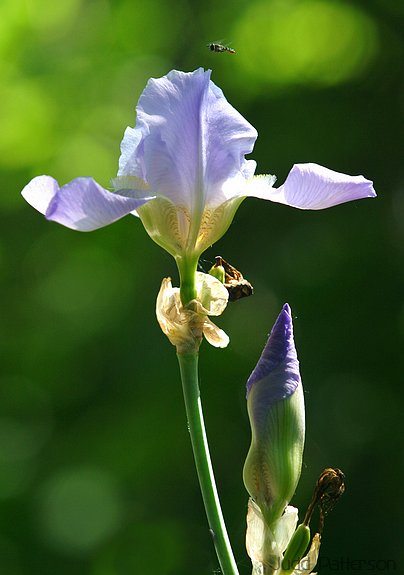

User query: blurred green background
[1,0,403,573]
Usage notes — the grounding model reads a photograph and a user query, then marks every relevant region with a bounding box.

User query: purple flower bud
[243,304,305,526]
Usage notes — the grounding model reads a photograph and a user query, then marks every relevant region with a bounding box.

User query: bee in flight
[207,43,236,54]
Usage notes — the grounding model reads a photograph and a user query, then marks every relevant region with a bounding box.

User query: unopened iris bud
[243,303,305,526]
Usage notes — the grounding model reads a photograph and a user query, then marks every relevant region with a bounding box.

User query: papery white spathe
[246,499,320,575]
[156,272,229,353]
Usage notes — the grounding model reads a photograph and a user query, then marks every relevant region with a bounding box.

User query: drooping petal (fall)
[21,175,59,214]
[22,176,154,231]
[267,163,376,209]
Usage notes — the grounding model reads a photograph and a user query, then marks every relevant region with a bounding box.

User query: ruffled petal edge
[22,175,154,231]
[268,163,376,210]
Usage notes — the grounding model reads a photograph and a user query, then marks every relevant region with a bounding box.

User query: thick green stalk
[177,255,198,306]
[177,352,239,575]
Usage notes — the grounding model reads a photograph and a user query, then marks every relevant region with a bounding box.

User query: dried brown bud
[303,467,345,534]
[213,256,254,301]
[316,468,345,514]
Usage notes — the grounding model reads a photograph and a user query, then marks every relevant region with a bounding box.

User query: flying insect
[207,43,236,54]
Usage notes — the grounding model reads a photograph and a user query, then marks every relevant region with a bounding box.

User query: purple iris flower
[22,68,376,261]
[243,304,305,525]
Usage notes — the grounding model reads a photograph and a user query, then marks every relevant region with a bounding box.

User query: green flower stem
[177,255,198,306]
[177,351,239,575]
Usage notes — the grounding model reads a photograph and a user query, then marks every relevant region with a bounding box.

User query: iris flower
[21,67,375,352]
[22,68,376,287]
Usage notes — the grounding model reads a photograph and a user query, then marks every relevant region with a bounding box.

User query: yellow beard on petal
[138,197,189,257]
[195,197,245,255]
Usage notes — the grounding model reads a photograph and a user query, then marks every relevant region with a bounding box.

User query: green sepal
[281,523,311,574]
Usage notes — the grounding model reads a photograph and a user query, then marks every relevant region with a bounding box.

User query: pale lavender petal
[246,303,300,401]
[201,78,258,205]
[118,127,144,181]
[118,68,257,209]
[22,176,153,231]
[22,175,59,215]
[242,174,277,200]
[268,163,376,210]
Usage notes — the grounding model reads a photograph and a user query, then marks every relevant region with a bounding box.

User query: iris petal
[21,175,59,215]
[22,176,153,231]
[268,163,376,210]
[118,68,258,210]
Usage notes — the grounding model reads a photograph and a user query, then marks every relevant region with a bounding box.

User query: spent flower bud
[156,272,229,353]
